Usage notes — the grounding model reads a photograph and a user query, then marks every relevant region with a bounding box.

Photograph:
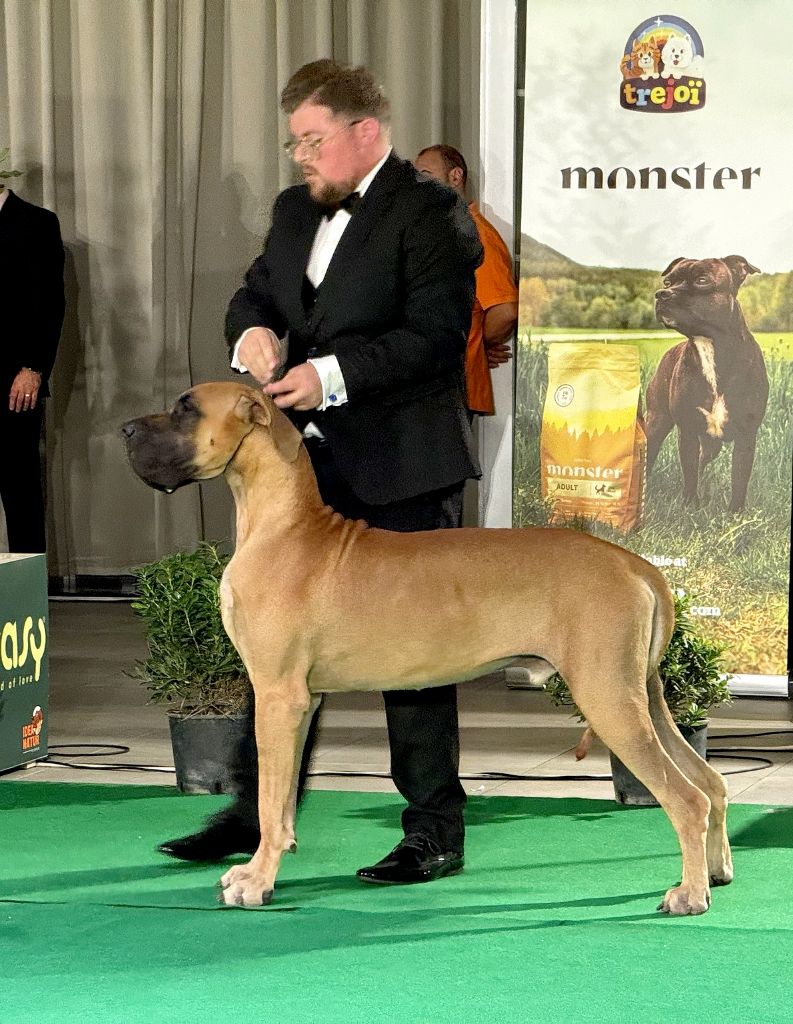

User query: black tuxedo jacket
[225,154,483,504]
[0,189,65,393]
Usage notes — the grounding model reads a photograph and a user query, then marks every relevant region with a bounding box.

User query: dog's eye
[663,278,672,288]
[695,276,710,286]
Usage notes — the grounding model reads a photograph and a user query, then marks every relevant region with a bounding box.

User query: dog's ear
[722,255,761,292]
[240,390,303,463]
[660,257,686,277]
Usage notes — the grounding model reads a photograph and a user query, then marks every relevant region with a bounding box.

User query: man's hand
[265,364,323,411]
[9,368,42,412]
[486,341,512,368]
[483,301,518,369]
[238,327,284,384]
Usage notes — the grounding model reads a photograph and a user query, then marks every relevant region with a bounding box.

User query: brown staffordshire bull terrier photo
[645,255,769,513]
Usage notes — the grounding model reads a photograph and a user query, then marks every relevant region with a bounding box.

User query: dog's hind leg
[570,674,712,915]
[646,671,733,886]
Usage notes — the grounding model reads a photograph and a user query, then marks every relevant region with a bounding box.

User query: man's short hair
[281,59,391,125]
[417,144,468,188]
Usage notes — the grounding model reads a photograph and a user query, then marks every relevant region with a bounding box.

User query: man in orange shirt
[414,145,518,415]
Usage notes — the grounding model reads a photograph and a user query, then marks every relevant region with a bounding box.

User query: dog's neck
[224,427,328,546]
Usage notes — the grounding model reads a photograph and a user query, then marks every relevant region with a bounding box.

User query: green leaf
[128,542,249,714]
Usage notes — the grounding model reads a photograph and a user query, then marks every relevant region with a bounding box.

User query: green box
[0,554,49,772]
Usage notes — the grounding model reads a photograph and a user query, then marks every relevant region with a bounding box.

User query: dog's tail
[646,574,676,683]
[574,725,595,761]
[646,668,668,728]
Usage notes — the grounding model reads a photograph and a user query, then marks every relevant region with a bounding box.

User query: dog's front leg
[729,433,758,513]
[220,683,313,908]
[677,424,701,504]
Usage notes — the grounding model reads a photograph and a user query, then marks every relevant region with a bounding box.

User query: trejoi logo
[619,15,705,113]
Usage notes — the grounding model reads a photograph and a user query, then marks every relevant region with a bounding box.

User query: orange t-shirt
[466,203,518,415]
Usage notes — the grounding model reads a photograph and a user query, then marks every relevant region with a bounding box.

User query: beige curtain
[0,0,480,575]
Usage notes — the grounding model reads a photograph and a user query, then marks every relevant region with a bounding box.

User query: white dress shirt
[232,148,392,412]
[0,187,9,213]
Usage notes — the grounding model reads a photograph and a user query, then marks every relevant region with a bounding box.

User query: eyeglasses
[282,120,362,160]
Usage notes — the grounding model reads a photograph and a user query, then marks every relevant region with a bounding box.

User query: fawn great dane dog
[121,381,733,914]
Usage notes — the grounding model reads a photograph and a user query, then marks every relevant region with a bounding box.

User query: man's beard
[304,173,358,206]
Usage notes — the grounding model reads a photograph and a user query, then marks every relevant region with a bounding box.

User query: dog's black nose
[121,421,136,439]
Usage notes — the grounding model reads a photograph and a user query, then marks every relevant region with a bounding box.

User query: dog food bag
[541,343,646,532]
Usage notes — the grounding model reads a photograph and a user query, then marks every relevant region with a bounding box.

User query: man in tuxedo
[0,181,65,553]
[159,59,483,885]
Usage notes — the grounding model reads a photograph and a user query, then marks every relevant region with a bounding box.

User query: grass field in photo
[513,329,793,676]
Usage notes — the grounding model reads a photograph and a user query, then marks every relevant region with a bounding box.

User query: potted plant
[545,593,732,805]
[130,542,251,794]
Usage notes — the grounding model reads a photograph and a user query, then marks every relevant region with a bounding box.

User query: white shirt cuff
[307,355,348,411]
[231,327,285,373]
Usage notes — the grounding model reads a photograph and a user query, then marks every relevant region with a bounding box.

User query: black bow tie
[320,191,361,219]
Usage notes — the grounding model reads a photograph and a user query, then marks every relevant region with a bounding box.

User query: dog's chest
[693,336,719,395]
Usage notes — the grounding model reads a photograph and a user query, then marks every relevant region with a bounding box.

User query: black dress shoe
[157,821,259,862]
[356,834,464,885]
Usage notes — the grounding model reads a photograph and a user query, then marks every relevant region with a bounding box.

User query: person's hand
[9,368,42,412]
[265,364,323,411]
[486,341,512,368]
[238,327,284,384]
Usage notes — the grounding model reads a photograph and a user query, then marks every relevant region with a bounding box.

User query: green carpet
[2,783,792,1023]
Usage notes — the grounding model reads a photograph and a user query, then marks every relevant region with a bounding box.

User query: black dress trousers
[0,402,45,553]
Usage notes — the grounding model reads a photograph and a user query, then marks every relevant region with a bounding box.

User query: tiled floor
[3,602,793,806]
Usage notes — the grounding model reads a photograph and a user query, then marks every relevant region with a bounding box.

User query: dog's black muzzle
[121,414,197,494]
[654,289,686,329]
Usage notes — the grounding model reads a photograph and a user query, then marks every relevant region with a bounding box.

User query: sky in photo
[521,1,791,272]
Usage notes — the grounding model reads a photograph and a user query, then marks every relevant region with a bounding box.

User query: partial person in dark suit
[159,59,483,885]
[0,180,65,553]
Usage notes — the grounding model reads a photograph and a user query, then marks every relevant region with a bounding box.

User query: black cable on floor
[710,730,793,740]
[47,743,131,756]
[38,741,782,781]
[43,744,174,773]
[43,761,176,772]
[307,754,774,783]
[707,728,793,755]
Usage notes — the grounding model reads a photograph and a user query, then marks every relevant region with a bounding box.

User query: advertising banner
[515,3,792,687]
[0,554,49,772]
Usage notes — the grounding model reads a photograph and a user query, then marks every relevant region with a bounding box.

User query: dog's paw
[218,864,274,908]
[707,845,734,887]
[658,884,711,916]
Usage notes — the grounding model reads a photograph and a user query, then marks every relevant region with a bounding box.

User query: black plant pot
[168,713,252,794]
[609,724,708,806]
